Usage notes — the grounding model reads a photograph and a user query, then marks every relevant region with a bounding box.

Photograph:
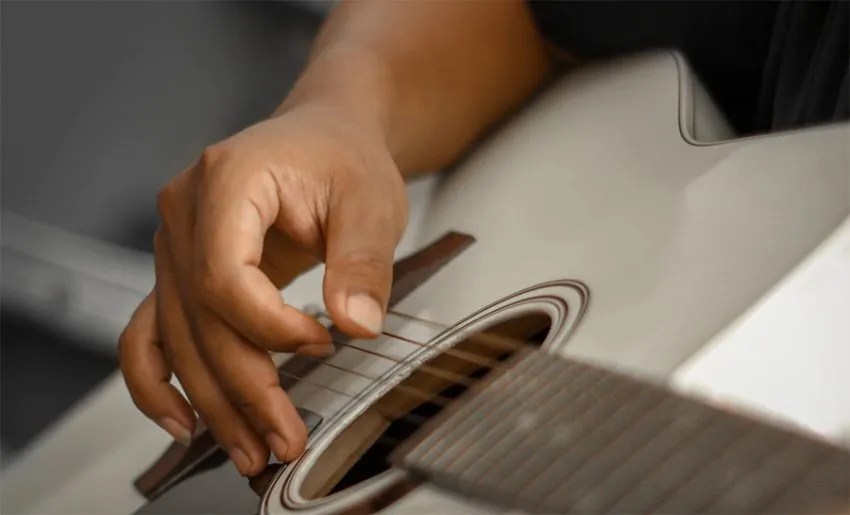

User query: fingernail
[229,447,253,476]
[266,432,289,462]
[158,417,192,446]
[346,293,383,335]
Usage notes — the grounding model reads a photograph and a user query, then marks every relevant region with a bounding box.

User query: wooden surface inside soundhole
[298,313,551,501]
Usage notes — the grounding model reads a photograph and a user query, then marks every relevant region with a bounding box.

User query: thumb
[322,179,406,339]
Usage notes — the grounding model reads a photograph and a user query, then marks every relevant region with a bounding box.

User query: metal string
[278,369,427,451]
[332,337,498,383]
[273,308,543,449]
[279,312,526,425]
[313,311,532,367]
[274,310,539,436]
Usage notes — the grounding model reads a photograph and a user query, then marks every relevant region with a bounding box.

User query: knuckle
[340,253,392,282]
[196,410,229,440]
[290,420,308,450]
[395,189,410,229]
[242,458,266,477]
[198,143,227,171]
[152,229,166,256]
[226,382,282,434]
[180,385,220,425]
[232,382,274,418]
[120,369,154,414]
[156,184,180,224]
[193,265,229,306]
[161,338,184,371]
[116,338,156,415]
[127,389,154,416]
[116,329,133,365]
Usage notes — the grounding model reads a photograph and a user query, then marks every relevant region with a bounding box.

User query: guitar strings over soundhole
[298,313,552,502]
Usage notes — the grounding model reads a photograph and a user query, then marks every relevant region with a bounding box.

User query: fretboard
[393,349,850,513]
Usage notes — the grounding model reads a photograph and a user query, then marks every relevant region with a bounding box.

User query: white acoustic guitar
[8,50,850,514]
[126,51,850,514]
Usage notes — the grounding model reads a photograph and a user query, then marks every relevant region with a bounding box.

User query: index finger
[193,160,330,352]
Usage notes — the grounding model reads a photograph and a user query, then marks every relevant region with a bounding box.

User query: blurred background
[1,0,333,465]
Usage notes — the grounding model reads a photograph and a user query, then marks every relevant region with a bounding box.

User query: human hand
[118,102,408,476]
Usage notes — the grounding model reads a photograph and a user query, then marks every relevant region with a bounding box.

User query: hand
[118,102,408,476]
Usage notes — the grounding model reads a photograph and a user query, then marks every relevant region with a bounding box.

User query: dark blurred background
[1,0,331,464]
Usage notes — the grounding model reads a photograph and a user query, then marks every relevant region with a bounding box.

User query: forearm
[278,0,553,175]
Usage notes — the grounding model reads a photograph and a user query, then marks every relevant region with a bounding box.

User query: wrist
[276,47,397,149]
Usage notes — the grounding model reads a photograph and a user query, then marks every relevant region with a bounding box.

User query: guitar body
[251,51,849,514]
[4,51,847,514]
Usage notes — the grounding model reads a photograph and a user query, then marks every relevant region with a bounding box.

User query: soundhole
[298,312,552,502]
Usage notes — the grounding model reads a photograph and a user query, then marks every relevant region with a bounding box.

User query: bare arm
[281,0,553,173]
[119,0,553,475]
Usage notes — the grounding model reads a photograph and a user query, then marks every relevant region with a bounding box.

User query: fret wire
[589,394,693,512]
[603,407,720,513]
[644,418,751,512]
[651,424,767,512]
[524,375,659,509]
[419,349,553,474]
[461,359,605,490]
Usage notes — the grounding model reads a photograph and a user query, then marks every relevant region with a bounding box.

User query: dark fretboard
[393,349,850,513]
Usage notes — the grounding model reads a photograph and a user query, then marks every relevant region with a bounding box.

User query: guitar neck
[393,348,850,513]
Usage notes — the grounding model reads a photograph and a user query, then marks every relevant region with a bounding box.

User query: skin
[118,0,552,477]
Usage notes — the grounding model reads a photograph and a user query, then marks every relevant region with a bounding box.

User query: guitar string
[338,334,502,371]
[278,369,421,451]
[385,309,544,353]
[284,337,483,415]
[313,321,532,398]
[277,322,537,437]
[271,309,542,445]
[314,310,534,365]
[278,367,444,451]
[278,309,541,409]
[303,354,479,394]
[292,312,530,389]
[316,310,531,352]
[279,369,437,421]
[279,355,500,452]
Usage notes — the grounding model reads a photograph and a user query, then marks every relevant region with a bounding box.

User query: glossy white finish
[266,51,849,514]
[266,282,588,514]
[3,51,848,514]
[674,215,850,444]
[407,52,847,380]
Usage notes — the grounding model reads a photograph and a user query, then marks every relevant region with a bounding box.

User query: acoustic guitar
[132,51,850,514]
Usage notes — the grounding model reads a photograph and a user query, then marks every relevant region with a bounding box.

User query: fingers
[118,293,196,445]
[323,173,407,338]
[192,311,308,462]
[153,160,318,473]
[155,245,270,476]
[192,158,331,352]
[135,126,409,481]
